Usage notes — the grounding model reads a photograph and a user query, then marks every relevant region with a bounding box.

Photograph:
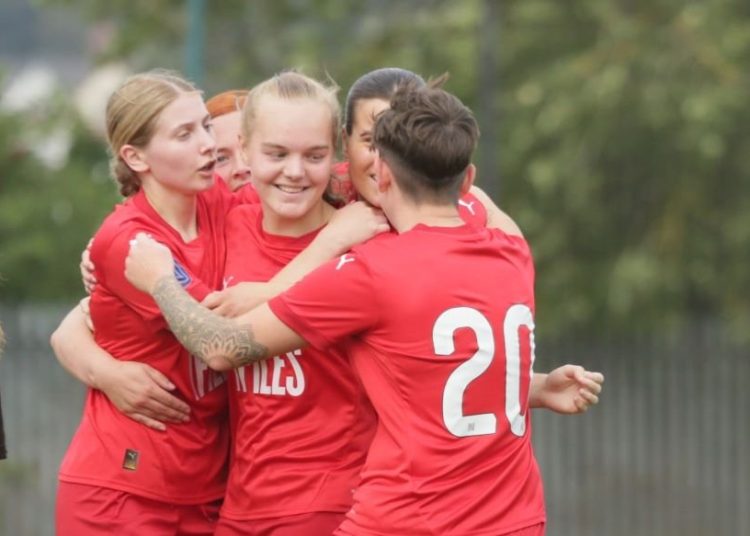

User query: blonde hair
[241,71,340,148]
[106,70,199,197]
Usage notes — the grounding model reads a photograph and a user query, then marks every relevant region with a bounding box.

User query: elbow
[49,327,63,356]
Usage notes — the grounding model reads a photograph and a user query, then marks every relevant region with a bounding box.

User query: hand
[80,238,97,294]
[202,282,276,318]
[125,233,175,293]
[536,365,604,414]
[320,201,390,254]
[97,360,191,431]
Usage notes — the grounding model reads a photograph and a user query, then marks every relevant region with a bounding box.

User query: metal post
[185,0,206,86]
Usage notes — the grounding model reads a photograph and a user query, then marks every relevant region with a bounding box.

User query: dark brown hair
[344,68,425,135]
[373,80,479,203]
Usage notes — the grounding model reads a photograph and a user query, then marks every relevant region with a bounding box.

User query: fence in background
[0,305,747,535]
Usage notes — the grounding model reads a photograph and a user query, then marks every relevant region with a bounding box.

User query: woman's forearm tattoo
[152,276,269,368]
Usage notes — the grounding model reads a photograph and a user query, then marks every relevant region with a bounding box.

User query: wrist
[528,372,548,409]
[89,355,117,391]
[312,228,348,258]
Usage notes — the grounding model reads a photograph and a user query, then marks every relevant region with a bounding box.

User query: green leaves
[19,0,750,340]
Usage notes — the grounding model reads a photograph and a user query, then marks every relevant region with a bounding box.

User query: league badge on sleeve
[174,261,193,288]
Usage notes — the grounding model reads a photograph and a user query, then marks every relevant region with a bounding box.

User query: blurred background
[0,0,748,534]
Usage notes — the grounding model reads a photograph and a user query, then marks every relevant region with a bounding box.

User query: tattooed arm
[125,233,305,371]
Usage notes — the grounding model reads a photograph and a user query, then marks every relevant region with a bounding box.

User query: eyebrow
[261,143,331,152]
[171,114,212,134]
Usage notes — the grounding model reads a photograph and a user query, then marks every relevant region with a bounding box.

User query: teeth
[276,185,305,193]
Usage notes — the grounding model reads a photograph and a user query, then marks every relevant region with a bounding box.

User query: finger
[130,413,167,432]
[578,376,602,395]
[375,222,391,234]
[144,366,175,391]
[144,369,191,417]
[213,302,233,318]
[573,396,589,413]
[202,292,221,309]
[568,365,586,380]
[586,371,605,384]
[579,388,599,405]
[141,399,190,423]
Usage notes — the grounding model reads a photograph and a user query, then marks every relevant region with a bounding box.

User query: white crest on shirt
[222,276,234,290]
[458,199,476,215]
[336,253,355,271]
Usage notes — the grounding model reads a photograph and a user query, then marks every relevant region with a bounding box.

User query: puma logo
[336,254,355,270]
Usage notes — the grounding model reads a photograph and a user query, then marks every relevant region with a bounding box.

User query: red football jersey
[457,190,488,228]
[59,180,244,504]
[220,204,377,520]
[270,224,545,535]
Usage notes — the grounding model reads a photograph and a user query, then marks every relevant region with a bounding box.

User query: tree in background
[13,0,750,342]
[0,81,118,302]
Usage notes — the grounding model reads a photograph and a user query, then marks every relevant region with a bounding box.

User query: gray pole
[478,0,500,199]
[185,0,206,86]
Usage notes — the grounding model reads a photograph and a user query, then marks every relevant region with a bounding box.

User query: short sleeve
[458,191,488,227]
[268,252,378,350]
[91,226,213,330]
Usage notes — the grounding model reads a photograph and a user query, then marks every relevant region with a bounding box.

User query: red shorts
[215,511,346,536]
[56,481,221,536]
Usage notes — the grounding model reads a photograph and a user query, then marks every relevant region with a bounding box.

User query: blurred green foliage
[0,92,118,302]
[6,0,750,340]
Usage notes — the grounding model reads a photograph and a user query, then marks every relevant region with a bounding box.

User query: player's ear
[459,164,476,197]
[119,144,149,174]
[375,152,392,192]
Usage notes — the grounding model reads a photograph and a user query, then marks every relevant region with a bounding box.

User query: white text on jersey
[234,349,306,396]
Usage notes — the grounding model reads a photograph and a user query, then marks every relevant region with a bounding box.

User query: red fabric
[215,511,346,536]
[58,180,238,504]
[457,190,489,228]
[270,224,545,535]
[220,204,376,520]
[56,481,221,535]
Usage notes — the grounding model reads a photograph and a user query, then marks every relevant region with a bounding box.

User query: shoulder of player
[348,229,399,256]
[92,209,176,262]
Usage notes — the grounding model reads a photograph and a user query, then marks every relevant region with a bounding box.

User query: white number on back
[433,305,535,438]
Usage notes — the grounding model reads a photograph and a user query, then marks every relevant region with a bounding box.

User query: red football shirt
[270,224,545,535]
[220,204,377,520]
[58,179,253,504]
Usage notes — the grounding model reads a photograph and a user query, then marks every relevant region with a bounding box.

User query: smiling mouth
[275,185,308,194]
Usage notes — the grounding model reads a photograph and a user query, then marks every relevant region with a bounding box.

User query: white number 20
[433,305,535,438]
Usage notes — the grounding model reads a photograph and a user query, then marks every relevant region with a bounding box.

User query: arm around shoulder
[469,186,524,237]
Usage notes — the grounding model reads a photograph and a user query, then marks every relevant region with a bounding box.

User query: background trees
[3,0,748,340]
